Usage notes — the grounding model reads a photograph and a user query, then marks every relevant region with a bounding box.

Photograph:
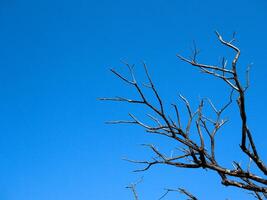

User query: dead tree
[100,32,267,199]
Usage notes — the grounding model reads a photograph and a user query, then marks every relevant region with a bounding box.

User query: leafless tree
[100,32,267,199]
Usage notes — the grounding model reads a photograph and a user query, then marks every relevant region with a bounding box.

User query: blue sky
[0,0,267,199]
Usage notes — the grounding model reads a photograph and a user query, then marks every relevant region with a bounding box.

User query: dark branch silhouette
[100,32,267,199]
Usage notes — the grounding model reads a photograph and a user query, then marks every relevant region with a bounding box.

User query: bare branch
[103,32,267,199]
[126,177,143,200]
[159,188,198,200]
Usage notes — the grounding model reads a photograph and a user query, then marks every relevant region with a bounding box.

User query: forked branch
[101,32,267,199]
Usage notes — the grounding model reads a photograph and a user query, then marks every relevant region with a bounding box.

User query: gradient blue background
[0,0,266,199]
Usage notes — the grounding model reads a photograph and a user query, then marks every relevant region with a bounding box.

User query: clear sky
[0,0,267,199]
